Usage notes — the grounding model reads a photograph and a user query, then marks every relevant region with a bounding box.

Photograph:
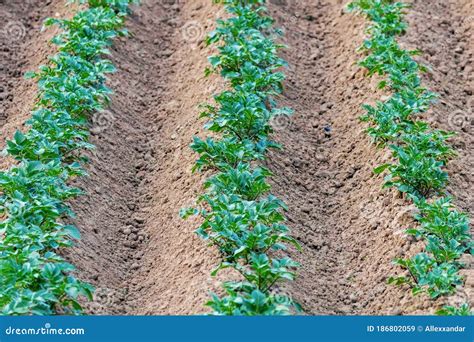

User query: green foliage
[207,281,299,316]
[0,0,136,315]
[376,131,453,198]
[388,254,462,298]
[348,0,409,36]
[436,303,472,316]
[182,0,299,315]
[349,0,472,311]
[74,0,139,14]
[409,197,473,262]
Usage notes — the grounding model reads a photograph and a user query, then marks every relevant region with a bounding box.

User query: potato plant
[436,303,473,316]
[349,0,472,315]
[0,0,137,315]
[182,0,300,315]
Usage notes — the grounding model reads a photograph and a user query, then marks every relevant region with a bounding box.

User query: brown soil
[401,0,474,309]
[66,0,228,315]
[265,0,473,315]
[0,0,472,315]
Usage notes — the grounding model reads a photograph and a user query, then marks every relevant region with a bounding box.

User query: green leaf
[373,163,390,175]
[64,225,81,240]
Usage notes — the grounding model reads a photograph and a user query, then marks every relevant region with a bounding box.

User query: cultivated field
[0,0,472,316]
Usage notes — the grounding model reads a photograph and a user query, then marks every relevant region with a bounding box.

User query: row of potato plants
[348,0,473,315]
[0,0,138,315]
[181,0,301,315]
